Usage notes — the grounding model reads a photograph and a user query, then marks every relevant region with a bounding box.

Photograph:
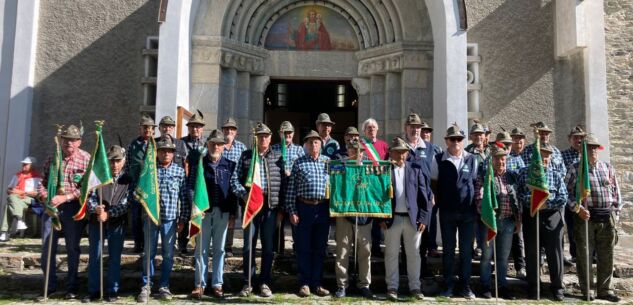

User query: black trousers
[511,229,526,270]
[522,207,564,296]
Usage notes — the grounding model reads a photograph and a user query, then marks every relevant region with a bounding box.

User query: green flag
[189,151,210,239]
[480,157,498,242]
[73,121,113,221]
[575,140,591,207]
[527,137,550,216]
[44,129,64,231]
[329,160,392,218]
[134,137,160,225]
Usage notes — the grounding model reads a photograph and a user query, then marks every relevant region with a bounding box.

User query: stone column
[369,75,386,137]
[235,71,251,135]
[402,68,431,122]
[384,72,402,140]
[246,75,269,146]
[219,67,237,123]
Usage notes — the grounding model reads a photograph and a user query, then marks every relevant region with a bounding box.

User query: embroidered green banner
[329,160,392,218]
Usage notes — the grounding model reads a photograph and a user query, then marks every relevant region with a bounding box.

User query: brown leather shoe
[211,286,224,298]
[314,286,330,297]
[190,287,204,299]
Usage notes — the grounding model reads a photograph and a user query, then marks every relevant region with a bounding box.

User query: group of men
[4,110,622,303]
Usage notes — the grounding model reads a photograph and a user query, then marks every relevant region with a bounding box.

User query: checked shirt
[40,149,91,199]
[285,154,330,215]
[222,140,247,164]
[565,160,621,212]
[157,162,189,222]
[517,165,568,210]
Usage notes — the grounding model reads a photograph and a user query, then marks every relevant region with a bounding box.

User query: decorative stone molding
[192,37,267,75]
[357,50,432,76]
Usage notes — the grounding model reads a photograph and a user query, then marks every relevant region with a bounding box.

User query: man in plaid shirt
[38,124,90,300]
[474,146,520,300]
[137,137,189,302]
[271,121,304,256]
[508,127,527,279]
[560,125,587,267]
[517,143,568,301]
[520,122,565,176]
[565,135,621,302]
[221,117,247,257]
[285,130,331,298]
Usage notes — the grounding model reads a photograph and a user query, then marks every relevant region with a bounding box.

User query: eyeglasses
[447,138,463,142]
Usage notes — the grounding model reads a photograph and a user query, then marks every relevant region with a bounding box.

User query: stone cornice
[356,41,433,77]
[192,36,268,75]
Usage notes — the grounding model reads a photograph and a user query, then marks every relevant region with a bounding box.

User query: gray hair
[361,118,379,131]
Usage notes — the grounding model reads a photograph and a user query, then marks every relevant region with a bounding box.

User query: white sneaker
[16,220,27,230]
[0,232,9,242]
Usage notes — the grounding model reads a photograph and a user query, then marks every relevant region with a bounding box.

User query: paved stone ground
[0,225,631,304]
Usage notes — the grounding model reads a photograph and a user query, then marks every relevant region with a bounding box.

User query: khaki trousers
[335,217,372,289]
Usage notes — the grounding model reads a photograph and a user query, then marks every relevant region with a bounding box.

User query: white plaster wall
[155,0,200,132]
[0,0,38,231]
[0,0,18,232]
[427,0,468,146]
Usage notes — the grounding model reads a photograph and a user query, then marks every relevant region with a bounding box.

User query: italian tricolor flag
[242,139,264,229]
[361,137,381,165]
[73,122,113,221]
[189,152,210,239]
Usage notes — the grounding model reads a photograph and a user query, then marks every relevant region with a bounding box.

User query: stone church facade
[0,0,631,221]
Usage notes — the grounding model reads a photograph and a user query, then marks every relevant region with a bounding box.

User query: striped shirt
[517,165,568,210]
[285,154,330,215]
[222,140,247,164]
[565,160,621,211]
[156,162,189,222]
[40,149,91,199]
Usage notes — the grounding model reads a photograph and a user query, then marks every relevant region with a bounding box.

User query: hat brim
[303,136,322,143]
[207,138,226,144]
[107,155,125,160]
[160,122,176,126]
[511,134,526,138]
[255,131,272,135]
[316,120,335,126]
[186,122,205,127]
[390,147,409,152]
[445,135,465,140]
[60,135,82,140]
[157,146,177,151]
[538,128,553,133]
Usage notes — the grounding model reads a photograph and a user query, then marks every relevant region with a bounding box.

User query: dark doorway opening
[264,80,358,145]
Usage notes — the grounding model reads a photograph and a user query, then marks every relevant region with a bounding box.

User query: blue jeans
[194,207,229,288]
[88,221,126,295]
[294,201,330,288]
[141,218,176,288]
[243,204,276,286]
[41,200,86,293]
[439,208,475,290]
[479,217,515,289]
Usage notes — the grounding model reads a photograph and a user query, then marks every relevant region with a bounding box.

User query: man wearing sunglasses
[430,123,479,299]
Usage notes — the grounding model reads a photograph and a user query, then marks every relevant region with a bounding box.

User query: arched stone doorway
[156,0,468,145]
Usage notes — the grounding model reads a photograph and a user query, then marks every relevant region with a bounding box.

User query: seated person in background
[0,156,41,242]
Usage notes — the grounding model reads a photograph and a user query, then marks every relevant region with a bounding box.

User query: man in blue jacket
[189,130,237,299]
[430,123,479,299]
[380,137,433,301]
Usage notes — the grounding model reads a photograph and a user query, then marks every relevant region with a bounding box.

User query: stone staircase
[0,230,632,300]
